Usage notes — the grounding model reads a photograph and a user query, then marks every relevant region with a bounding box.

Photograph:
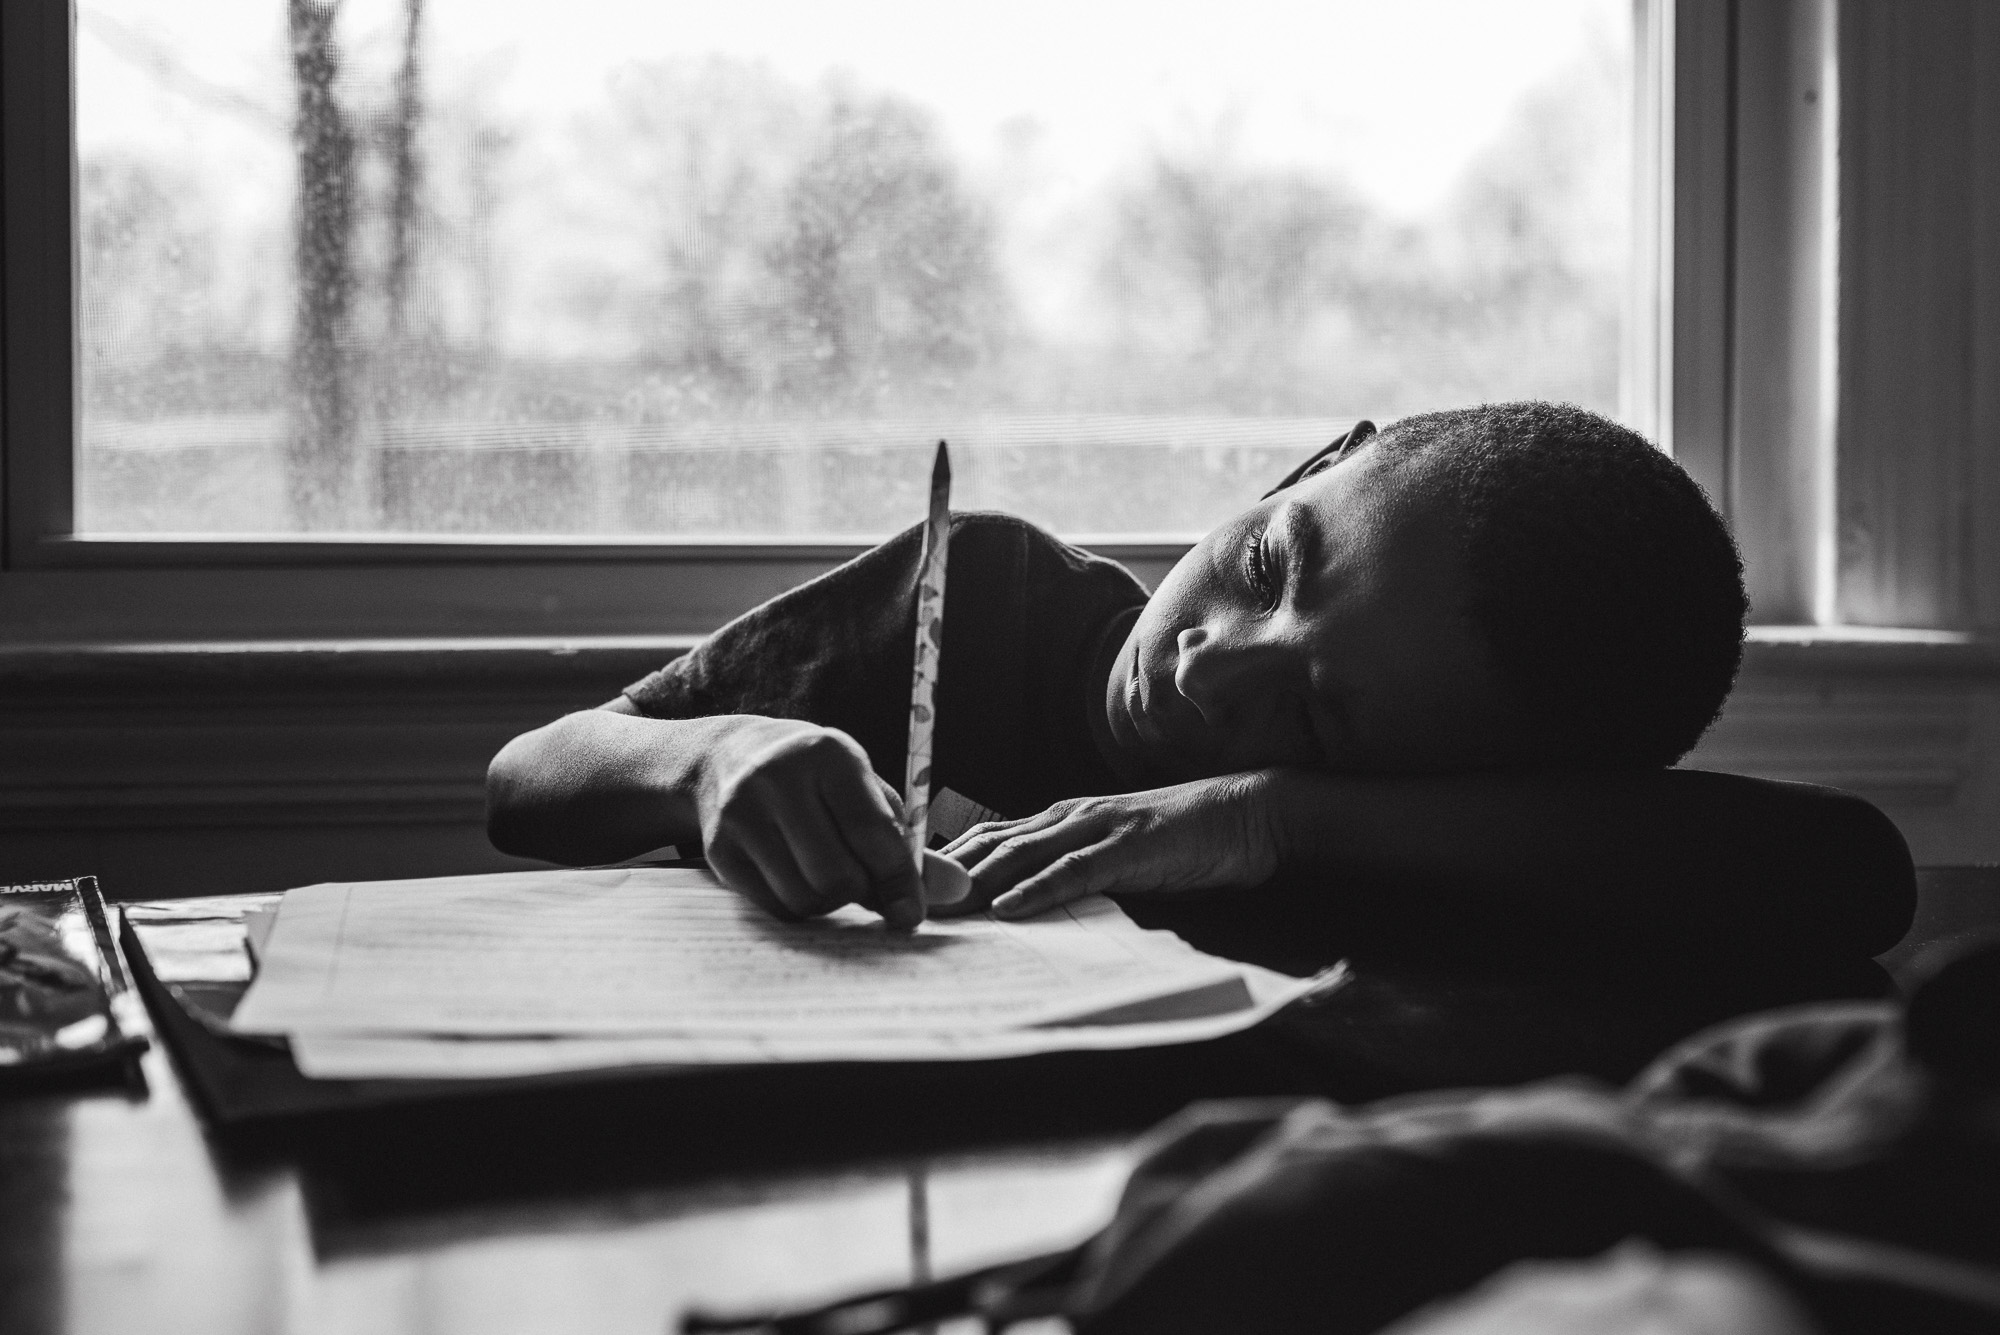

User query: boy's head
[1102,401,1746,781]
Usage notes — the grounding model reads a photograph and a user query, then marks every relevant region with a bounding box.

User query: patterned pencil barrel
[903,441,952,868]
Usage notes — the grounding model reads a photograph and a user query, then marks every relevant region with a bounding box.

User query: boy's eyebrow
[1276,498,1328,602]
[1276,498,1321,571]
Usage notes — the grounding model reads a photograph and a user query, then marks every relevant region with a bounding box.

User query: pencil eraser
[921,849,973,906]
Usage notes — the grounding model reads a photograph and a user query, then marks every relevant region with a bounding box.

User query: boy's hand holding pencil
[691,441,967,930]
[696,716,929,928]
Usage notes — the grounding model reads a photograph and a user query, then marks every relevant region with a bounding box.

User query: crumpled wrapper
[0,876,148,1083]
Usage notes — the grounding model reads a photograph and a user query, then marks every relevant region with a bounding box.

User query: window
[15,0,1986,647]
[69,0,1633,544]
[8,0,1998,879]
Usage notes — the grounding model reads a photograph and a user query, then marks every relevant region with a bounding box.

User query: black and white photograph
[3,2,1997,1332]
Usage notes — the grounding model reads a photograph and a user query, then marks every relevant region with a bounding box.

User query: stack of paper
[229,868,1327,1079]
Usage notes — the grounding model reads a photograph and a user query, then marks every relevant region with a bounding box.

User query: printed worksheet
[283,964,1326,1079]
[229,868,1259,1039]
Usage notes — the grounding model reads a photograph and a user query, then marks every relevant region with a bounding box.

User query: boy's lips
[1127,678,1168,751]
[1127,661,1193,757]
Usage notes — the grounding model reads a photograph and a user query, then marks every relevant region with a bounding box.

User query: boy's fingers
[734,818,828,918]
[820,775,925,928]
[965,813,1104,902]
[762,773,909,919]
[944,810,1060,867]
[781,803,888,917]
[964,791,1112,875]
[873,774,907,820]
[991,846,1106,919]
[707,841,802,922]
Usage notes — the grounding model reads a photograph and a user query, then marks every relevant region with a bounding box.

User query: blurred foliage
[80,155,230,412]
[765,92,1009,410]
[76,22,1630,533]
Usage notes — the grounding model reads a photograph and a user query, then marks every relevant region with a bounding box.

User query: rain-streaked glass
[76,0,1633,537]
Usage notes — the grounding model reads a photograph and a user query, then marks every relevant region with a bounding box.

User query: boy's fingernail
[921,850,972,905]
[992,890,1026,917]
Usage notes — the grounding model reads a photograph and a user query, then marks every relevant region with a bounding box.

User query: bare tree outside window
[75,0,1633,539]
[284,0,358,529]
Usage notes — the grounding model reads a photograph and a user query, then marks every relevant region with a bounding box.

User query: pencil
[903,441,952,870]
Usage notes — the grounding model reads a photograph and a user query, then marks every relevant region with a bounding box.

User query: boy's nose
[1174,625,1284,724]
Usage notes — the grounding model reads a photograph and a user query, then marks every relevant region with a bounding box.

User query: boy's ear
[1261,420,1378,499]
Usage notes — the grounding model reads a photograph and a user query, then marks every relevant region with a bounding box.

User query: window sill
[0,624,1993,693]
[1741,626,2000,678]
[2,625,1997,867]
[0,634,701,696]
[0,540,1191,644]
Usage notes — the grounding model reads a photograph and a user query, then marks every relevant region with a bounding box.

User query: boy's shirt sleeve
[621,521,926,788]
[619,512,1149,807]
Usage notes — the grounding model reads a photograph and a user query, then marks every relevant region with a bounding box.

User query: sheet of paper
[230,868,1252,1039]
[124,896,279,985]
[242,906,278,966]
[286,964,1338,1079]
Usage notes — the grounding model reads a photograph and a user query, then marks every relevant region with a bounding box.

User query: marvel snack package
[0,876,148,1088]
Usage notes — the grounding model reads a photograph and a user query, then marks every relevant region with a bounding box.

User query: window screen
[76,0,1633,537]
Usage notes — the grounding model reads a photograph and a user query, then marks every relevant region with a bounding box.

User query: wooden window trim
[1673,0,2000,634]
[1832,0,2000,630]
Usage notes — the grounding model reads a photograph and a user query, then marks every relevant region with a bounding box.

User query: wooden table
[1,1039,1129,1335]
[0,887,1282,1335]
[10,866,1990,1335]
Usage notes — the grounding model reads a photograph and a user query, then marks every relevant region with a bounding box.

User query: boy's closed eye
[1241,524,1279,609]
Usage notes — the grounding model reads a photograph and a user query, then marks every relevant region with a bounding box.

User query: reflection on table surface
[17,865,1984,1335]
[1,1043,1129,1335]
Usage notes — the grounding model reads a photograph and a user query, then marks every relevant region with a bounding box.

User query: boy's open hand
[941,773,1280,918]
[696,717,926,928]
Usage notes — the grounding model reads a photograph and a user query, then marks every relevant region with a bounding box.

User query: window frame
[2,0,1769,645]
[1663,0,2000,636]
[1661,0,1839,628]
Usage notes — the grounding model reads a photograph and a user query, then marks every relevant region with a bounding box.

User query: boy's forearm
[1256,767,1915,966]
[486,709,724,866]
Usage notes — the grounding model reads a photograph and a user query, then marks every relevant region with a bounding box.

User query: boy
[487,403,1913,971]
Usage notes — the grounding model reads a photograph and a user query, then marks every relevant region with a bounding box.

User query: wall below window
[3,633,1996,902]
[1684,633,2000,866]
[0,640,677,899]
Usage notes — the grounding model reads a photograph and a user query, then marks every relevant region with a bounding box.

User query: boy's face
[1104,439,1522,782]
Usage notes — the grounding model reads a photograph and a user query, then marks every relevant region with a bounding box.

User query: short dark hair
[1378,401,1747,768]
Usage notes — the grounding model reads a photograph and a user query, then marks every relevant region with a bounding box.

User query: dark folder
[116,889,1304,1159]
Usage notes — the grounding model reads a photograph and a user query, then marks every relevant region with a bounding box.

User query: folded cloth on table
[684,942,2000,1335]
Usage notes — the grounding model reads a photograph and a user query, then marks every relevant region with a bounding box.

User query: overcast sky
[80,0,1626,219]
